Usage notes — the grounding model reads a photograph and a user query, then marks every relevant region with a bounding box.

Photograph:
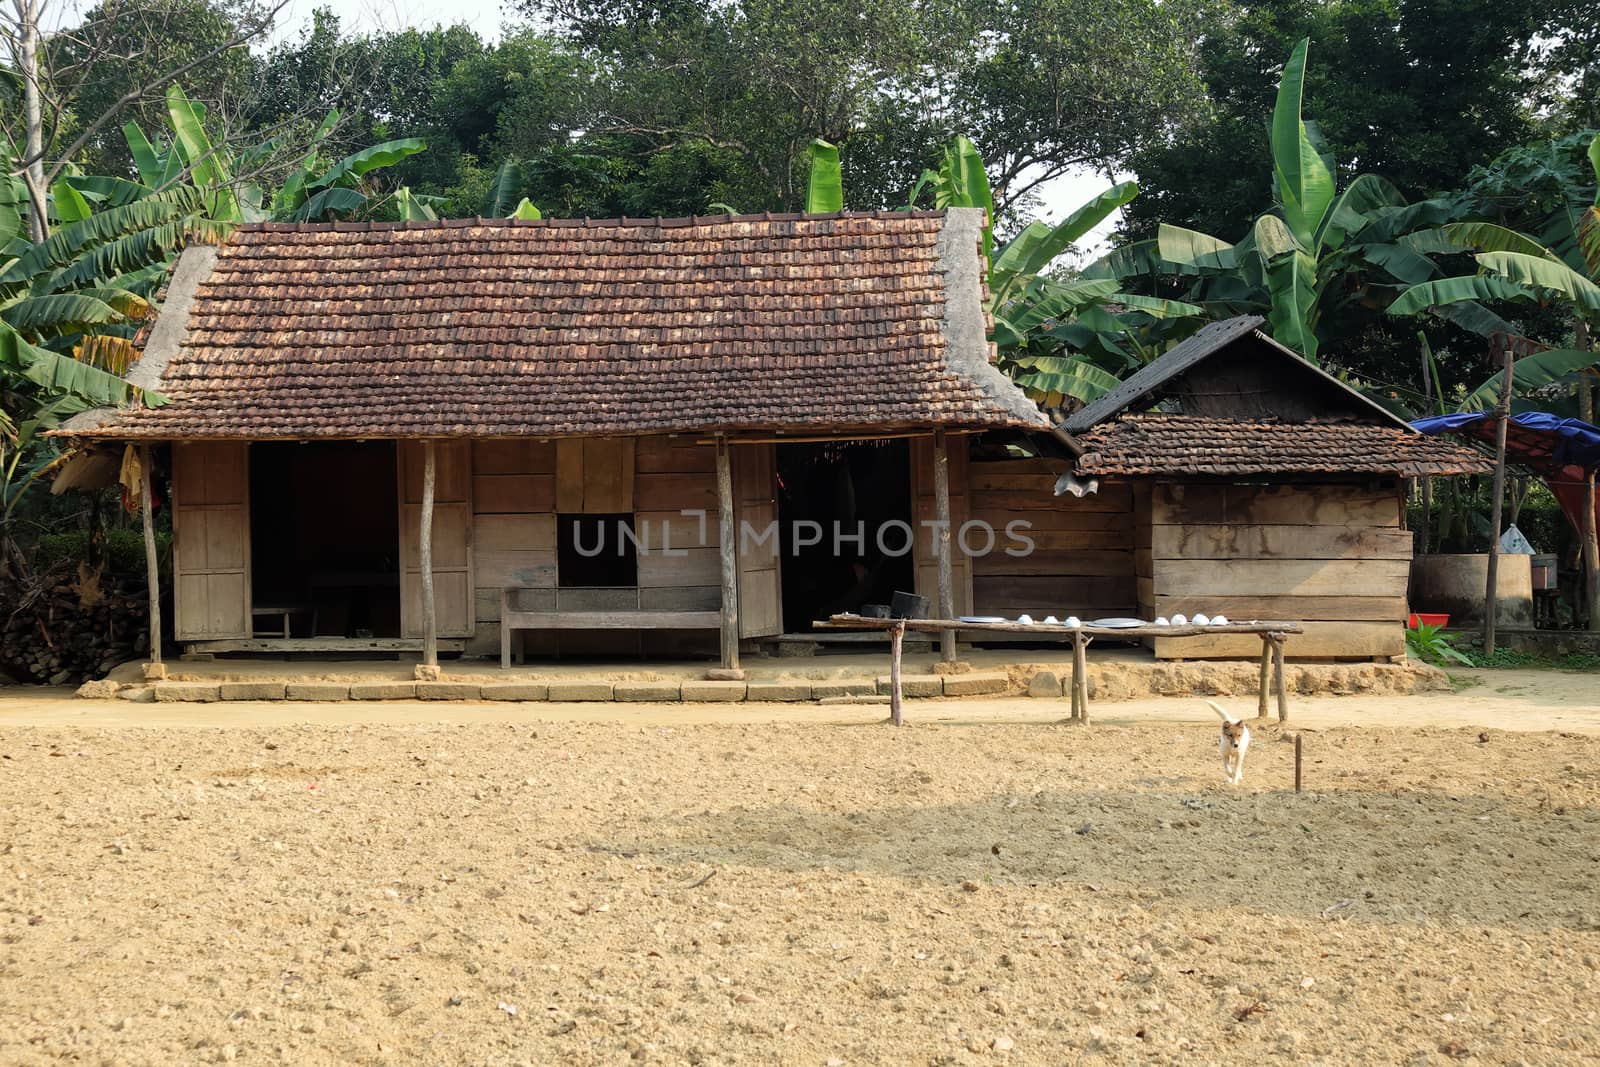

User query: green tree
[1124,0,1547,241]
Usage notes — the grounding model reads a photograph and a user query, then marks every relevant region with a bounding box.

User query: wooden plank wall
[399,441,473,638]
[968,457,1137,620]
[171,442,252,640]
[909,436,974,617]
[467,435,722,657]
[1147,481,1410,659]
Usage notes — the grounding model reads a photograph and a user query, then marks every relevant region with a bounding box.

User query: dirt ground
[1,680,1598,1064]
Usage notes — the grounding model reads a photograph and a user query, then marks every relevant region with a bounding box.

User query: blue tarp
[1412,412,1600,473]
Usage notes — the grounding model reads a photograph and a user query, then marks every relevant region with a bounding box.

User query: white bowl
[1171,613,1188,626]
[1065,616,1081,627]
[1042,615,1060,625]
[1193,613,1210,626]
[1154,616,1170,626]
[1211,614,1229,626]
[1016,614,1033,625]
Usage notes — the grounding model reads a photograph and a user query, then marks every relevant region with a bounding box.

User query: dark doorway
[249,442,401,637]
[777,439,915,632]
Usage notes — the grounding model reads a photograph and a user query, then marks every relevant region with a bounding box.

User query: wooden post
[1073,631,1091,725]
[716,435,740,671]
[1577,330,1599,632]
[1484,345,1514,656]
[1294,733,1303,793]
[1068,641,1082,721]
[1270,632,1288,723]
[1257,637,1271,718]
[888,619,905,727]
[420,440,438,669]
[932,429,956,662]
[139,445,161,666]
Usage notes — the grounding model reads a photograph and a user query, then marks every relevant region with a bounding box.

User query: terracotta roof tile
[1075,414,1491,477]
[72,211,1045,440]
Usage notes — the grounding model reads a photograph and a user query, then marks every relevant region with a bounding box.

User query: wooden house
[59,215,1484,669]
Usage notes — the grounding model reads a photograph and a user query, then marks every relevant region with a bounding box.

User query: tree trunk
[16,0,50,241]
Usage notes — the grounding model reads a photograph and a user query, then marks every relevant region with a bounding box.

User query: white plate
[958,616,1007,624]
[1089,617,1147,629]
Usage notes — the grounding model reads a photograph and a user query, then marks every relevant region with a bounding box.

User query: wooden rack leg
[1073,632,1091,725]
[1271,633,1288,723]
[1258,637,1271,718]
[889,620,905,727]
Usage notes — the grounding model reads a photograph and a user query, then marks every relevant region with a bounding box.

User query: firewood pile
[0,568,150,685]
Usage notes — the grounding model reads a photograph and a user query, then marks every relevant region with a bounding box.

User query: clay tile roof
[1075,414,1492,477]
[62,210,1047,440]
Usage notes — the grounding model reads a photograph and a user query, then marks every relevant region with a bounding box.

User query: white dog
[1207,700,1250,785]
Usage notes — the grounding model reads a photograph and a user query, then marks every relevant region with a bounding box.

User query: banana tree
[1388,133,1600,402]
[893,137,1202,405]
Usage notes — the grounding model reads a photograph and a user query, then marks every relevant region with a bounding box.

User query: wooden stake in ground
[1484,345,1514,657]
[1294,732,1303,792]
[715,435,740,671]
[932,429,956,662]
[139,445,161,666]
[420,440,437,669]
[888,619,905,727]
[1072,631,1091,724]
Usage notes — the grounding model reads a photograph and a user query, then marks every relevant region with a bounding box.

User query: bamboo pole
[420,440,438,669]
[716,436,740,671]
[1484,346,1514,657]
[139,446,161,666]
[1578,323,1599,632]
[888,619,905,727]
[932,430,956,662]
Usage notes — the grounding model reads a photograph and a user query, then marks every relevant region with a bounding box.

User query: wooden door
[399,440,473,637]
[733,442,782,637]
[910,434,974,617]
[172,442,251,640]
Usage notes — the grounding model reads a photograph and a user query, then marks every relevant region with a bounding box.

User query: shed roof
[1076,414,1491,477]
[63,209,1048,441]
[1060,315,1407,432]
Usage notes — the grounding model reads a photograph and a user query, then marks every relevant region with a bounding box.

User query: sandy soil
[1,684,1598,1065]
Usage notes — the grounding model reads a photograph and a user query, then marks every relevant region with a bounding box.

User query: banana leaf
[0,195,193,289]
[1010,356,1123,405]
[0,323,154,407]
[804,139,842,215]
[1272,38,1336,248]
[394,187,438,222]
[1157,224,1238,271]
[50,181,93,224]
[510,198,541,221]
[1476,251,1600,313]
[1430,222,1555,258]
[1106,292,1204,319]
[1387,274,1535,317]
[65,175,154,209]
[1,293,121,334]
[292,187,368,222]
[1458,348,1600,412]
[166,85,238,220]
[1265,250,1319,361]
[990,182,1137,292]
[311,139,427,190]
[484,158,525,217]
[1318,173,1404,250]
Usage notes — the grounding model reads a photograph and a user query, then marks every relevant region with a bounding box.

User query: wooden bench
[500,588,720,667]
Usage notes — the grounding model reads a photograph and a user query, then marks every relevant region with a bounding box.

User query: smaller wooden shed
[1057,316,1489,659]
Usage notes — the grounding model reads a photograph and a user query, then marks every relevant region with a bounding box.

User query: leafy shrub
[1406,623,1475,667]
[36,529,171,577]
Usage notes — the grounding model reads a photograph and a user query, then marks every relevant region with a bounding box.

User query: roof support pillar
[933,429,956,662]
[139,445,162,668]
[716,435,740,671]
[420,439,438,669]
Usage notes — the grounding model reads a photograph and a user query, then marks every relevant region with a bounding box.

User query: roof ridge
[246,209,952,235]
